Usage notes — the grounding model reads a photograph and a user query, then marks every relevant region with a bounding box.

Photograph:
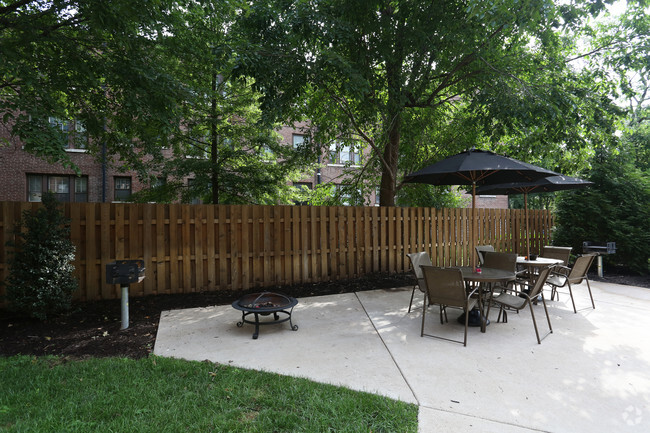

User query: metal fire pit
[232,292,298,339]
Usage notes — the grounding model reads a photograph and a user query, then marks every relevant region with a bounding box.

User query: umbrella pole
[472,182,477,269]
[525,193,530,259]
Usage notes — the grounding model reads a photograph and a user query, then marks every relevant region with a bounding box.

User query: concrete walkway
[154,280,650,432]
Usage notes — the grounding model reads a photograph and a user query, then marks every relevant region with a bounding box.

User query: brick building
[0,121,150,203]
[0,121,506,208]
[0,120,378,205]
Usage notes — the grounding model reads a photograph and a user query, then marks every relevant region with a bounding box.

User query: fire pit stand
[232,292,298,339]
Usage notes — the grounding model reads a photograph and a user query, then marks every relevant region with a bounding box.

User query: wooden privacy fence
[0,202,554,303]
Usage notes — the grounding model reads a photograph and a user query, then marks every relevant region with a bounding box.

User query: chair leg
[585,277,596,309]
[540,294,553,335]
[567,281,577,313]
[463,306,469,347]
[420,293,427,337]
[439,306,448,324]
[496,306,507,323]
[528,301,542,344]
[408,286,417,313]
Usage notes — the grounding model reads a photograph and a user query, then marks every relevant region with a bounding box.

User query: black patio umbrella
[403,148,560,268]
[475,175,593,258]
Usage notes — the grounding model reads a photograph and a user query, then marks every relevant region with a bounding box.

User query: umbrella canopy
[403,149,559,187]
[476,175,593,258]
[404,149,560,267]
[474,175,593,196]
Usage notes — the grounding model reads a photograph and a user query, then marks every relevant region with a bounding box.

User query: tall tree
[234,0,622,206]
[130,1,318,204]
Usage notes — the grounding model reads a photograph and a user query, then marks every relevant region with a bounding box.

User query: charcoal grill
[232,292,298,339]
[105,260,145,329]
[583,242,616,277]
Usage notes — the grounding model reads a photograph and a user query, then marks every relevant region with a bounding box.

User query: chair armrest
[466,285,480,300]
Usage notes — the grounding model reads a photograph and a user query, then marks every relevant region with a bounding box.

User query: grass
[0,355,418,432]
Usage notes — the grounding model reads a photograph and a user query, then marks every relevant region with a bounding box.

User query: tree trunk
[211,72,219,204]
[379,37,403,207]
[378,7,403,207]
[379,112,400,207]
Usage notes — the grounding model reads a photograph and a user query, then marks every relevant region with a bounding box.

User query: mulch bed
[1,269,647,360]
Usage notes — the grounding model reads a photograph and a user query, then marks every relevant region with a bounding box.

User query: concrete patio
[154,280,650,432]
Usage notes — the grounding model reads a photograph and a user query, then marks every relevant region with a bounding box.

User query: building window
[27,174,88,202]
[48,176,70,202]
[48,117,88,150]
[329,142,361,165]
[114,177,132,201]
[27,175,43,202]
[75,177,88,202]
[292,134,309,148]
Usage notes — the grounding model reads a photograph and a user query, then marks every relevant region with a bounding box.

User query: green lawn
[0,356,418,432]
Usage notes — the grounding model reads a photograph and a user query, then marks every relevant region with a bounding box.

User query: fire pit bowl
[232,292,298,339]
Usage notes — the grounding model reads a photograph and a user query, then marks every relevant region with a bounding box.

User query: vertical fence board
[240,205,250,290]
[327,206,337,278]
[335,207,345,278]
[291,206,301,283]
[180,205,191,291]
[193,205,203,291]
[320,206,329,280]
[100,204,113,299]
[370,206,379,272]
[262,206,271,286]
[355,206,363,275]
[205,205,216,290]
[272,206,283,285]
[395,207,403,272]
[283,206,292,285]
[168,205,179,294]
[84,204,98,301]
[301,206,309,282]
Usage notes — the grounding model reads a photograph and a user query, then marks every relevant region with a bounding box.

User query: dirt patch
[0,272,415,359]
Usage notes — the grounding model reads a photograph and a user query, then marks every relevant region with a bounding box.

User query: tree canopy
[234,0,626,206]
[2,0,648,208]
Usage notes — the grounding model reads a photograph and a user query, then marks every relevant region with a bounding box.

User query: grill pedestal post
[121,284,129,330]
[597,256,603,278]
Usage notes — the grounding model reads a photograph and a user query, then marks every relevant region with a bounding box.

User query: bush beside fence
[0,202,554,303]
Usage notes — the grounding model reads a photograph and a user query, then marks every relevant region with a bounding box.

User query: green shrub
[553,151,650,274]
[5,192,78,320]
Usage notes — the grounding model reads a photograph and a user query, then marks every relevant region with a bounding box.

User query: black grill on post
[582,242,616,278]
[106,260,145,329]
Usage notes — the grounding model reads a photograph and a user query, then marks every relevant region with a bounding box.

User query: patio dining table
[455,266,516,333]
[516,256,563,284]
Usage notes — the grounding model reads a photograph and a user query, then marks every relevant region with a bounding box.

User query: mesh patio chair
[420,266,479,346]
[482,251,520,296]
[406,252,446,321]
[546,254,597,313]
[486,266,554,344]
[475,245,495,266]
[542,246,573,300]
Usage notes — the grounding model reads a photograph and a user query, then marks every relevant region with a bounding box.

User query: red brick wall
[0,138,148,202]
